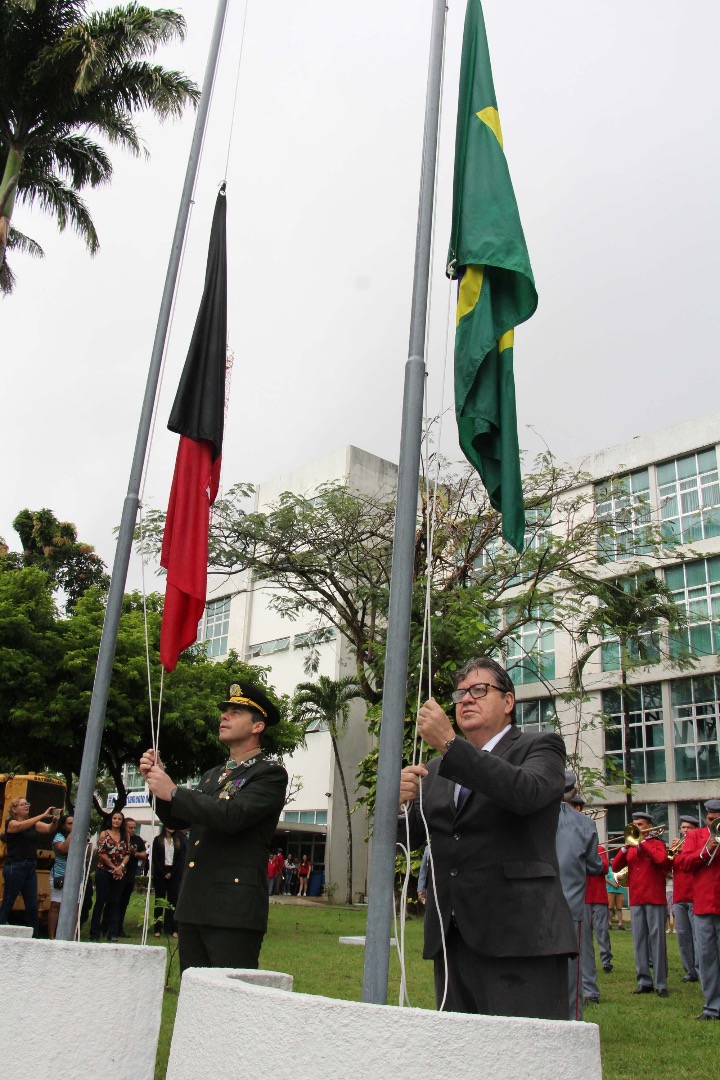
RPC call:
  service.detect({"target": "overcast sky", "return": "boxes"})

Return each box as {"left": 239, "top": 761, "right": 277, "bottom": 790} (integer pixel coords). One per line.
{"left": 3, "top": 0, "right": 719, "bottom": 590}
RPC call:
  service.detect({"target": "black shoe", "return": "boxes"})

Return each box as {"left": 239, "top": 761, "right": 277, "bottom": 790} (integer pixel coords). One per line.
{"left": 583, "top": 996, "right": 600, "bottom": 1005}
{"left": 118, "top": 931, "right": 129, "bottom": 939}
{"left": 602, "top": 964, "right": 613, "bottom": 973}
{"left": 695, "top": 1013, "right": 719, "bottom": 1021}
{"left": 682, "top": 974, "right": 699, "bottom": 983}
{"left": 108, "top": 936, "right": 118, "bottom": 943}
{"left": 656, "top": 989, "right": 668, "bottom": 998}
{"left": 631, "top": 986, "right": 654, "bottom": 994}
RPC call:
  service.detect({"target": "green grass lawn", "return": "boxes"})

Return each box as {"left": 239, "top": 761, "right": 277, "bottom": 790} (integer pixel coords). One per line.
{"left": 115, "top": 897, "right": 719, "bottom": 1080}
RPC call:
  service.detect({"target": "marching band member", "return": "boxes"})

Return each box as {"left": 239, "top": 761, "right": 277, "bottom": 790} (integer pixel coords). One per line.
{"left": 675, "top": 799, "right": 720, "bottom": 1020}
{"left": 669, "top": 815, "right": 700, "bottom": 983}
{"left": 612, "top": 811, "right": 670, "bottom": 997}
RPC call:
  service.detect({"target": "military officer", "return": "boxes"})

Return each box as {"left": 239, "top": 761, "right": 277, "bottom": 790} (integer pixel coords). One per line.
{"left": 140, "top": 682, "right": 288, "bottom": 973}
{"left": 674, "top": 799, "right": 720, "bottom": 1020}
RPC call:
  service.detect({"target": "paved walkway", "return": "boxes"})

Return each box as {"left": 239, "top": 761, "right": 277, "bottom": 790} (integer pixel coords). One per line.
{"left": 269, "top": 894, "right": 324, "bottom": 906}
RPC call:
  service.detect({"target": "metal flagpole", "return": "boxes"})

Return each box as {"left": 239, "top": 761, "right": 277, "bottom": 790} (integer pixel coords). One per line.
{"left": 361, "top": 0, "right": 448, "bottom": 1004}
{"left": 56, "top": 0, "right": 231, "bottom": 940}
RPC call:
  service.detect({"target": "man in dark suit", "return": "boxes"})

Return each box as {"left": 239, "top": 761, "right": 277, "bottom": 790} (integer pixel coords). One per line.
{"left": 140, "top": 682, "right": 288, "bottom": 973}
{"left": 399, "top": 657, "right": 576, "bottom": 1019}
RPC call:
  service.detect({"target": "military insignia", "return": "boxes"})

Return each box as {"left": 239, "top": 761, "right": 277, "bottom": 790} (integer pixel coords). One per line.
{"left": 228, "top": 683, "right": 242, "bottom": 697}
{"left": 230, "top": 778, "right": 247, "bottom": 792}
{"left": 243, "top": 757, "right": 258, "bottom": 768}
{"left": 219, "top": 791, "right": 230, "bottom": 800}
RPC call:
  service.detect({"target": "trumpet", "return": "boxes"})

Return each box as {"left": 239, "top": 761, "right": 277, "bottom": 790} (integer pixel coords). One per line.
{"left": 701, "top": 818, "right": 720, "bottom": 865}
{"left": 667, "top": 837, "right": 685, "bottom": 861}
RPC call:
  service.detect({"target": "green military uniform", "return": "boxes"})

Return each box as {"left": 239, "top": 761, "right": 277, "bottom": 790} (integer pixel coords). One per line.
{"left": 157, "top": 754, "right": 287, "bottom": 970}
{"left": 154, "top": 681, "right": 288, "bottom": 971}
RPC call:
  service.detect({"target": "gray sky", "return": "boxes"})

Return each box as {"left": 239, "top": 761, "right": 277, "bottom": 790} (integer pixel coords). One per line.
{"left": 2, "top": 0, "right": 719, "bottom": 589}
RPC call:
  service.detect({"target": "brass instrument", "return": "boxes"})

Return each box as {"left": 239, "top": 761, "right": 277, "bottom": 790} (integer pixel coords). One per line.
{"left": 700, "top": 818, "right": 720, "bottom": 865}
{"left": 582, "top": 806, "right": 607, "bottom": 820}
{"left": 667, "top": 836, "right": 685, "bottom": 861}
{"left": 605, "top": 822, "right": 666, "bottom": 852}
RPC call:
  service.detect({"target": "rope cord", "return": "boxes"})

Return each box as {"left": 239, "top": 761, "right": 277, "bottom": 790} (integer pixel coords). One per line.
{"left": 223, "top": 0, "right": 251, "bottom": 184}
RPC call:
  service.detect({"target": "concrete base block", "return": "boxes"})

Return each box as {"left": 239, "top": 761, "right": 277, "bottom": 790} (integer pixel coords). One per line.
{"left": 167, "top": 967, "right": 602, "bottom": 1080}
{"left": 0, "top": 938, "right": 166, "bottom": 1080}
{"left": 0, "top": 925, "right": 33, "bottom": 939}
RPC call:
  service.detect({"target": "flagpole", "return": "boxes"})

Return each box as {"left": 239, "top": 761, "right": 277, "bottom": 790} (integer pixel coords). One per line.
{"left": 361, "top": 0, "right": 448, "bottom": 1004}
{"left": 56, "top": 0, "right": 231, "bottom": 941}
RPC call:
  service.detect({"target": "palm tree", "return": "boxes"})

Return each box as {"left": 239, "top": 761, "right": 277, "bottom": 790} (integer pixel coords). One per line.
{"left": 0, "top": 0, "right": 199, "bottom": 292}
{"left": 570, "top": 573, "right": 688, "bottom": 820}
{"left": 293, "top": 675, "right": 364, "bottom": 905}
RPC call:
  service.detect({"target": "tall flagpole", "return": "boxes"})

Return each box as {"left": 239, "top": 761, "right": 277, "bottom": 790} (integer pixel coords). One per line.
{"left": 361, "top": 0, "right": 448, "bottom": 1004}
{"left": 57, "top": 0, "right": 231, "bottom": 941}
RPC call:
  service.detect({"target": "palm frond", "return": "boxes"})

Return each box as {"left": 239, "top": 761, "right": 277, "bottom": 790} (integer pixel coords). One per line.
{"left": 0, "top": 254, "right": 16, "bottom": 295}
{"left": 17, "top": 173, "right": 98, "bottom": 252}
{"left": 20, "top": 134, "right": 113, "bottom": 190}
{"left": 7, "top": 225, "right": 44, "bottom": 258}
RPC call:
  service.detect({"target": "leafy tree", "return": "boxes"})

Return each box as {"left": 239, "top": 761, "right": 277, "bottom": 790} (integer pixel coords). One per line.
{"left": 293, "top": 675, "right": 364, "bottom": 905}
{"left": 570, "top": 573, "right": 692, "bottom": 820}
{"left": 0, "top": 562, "right": 65, "bottom": 770}
{"left": 0, "top": 0, "right": 199, "bottom": 291}
{"left": 6, "top": 507, "right": 109, "bottom": 609}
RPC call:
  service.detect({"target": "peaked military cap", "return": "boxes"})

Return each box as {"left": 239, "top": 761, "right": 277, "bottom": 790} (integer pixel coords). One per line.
{"left": 217, "top": 682, "right": 281, "bottom": 726}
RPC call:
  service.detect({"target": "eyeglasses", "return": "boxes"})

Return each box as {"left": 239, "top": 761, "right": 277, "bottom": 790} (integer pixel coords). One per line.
{"left": 450, "top": 682, "right": 506, "bottom": 704}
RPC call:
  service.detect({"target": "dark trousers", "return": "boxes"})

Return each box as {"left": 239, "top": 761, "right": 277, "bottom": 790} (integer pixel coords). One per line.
{"left": 433, "top": 921, "right": 569, "bottom": 1020}
{"left": 154, "top": 875, "right": 181, "bottom": 933}
{"left": 178, "top": 922, "right": 265, "bottom": 974}
{"left": 90, "top": 868, "right": 123, "bottom": 939}
{"left": 118, "top": 875, "right": 137, "bottom": 933}
{"left": 0, "top": 861, "right": 39, "bottom": 937}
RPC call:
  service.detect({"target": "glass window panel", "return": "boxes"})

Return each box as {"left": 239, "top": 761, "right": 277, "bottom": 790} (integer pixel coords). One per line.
{"left": 703, "top": 513, "right": 720, "bottom": 539}
{"left": 698, "top": 745, "right": 720, "bottom": 779}
{"left": 601, "top": 641, "right": 620, "bottom": 671}
{"left": 657, "top": 461, "right": 676, "bottom": 485}
{"left": 674, "top": 748, "right": 697, "bottom": 782}
{"left": 698, "top": 448, "right": 718, "bottom": 473}
{"left": 671, "top": 679, "right": 693, "bottom": 706}
{"left": 298, "top": 811, "right": 316, "bottom": 823}
{"left": 689, "top": 623, "right": 712, "bottom": 656}
{"left": 284, "top": 811, "right": 299, "bottom": 822}
{"left": 645, "top": 751, "right": 667, "bottom": 783}
{"left": 643, "top": 683, "right": 663, "bottom": 709}
{"left": 708, "top": 558, "right": 720, "bottom": 583}
{"left": 677, "top": 454, "right": 699, "bottom": 481}
{"left": 665, "top": 565, "right": 685, "bottom": 590}
{"left": 315, "top": 811, "right": 328, "bottom": 825}
{"left": 631, "top": 469, "right": 650, "bottom": 494}
{"left": 681, "top": 490, "right": 701, "bottom": 515}
{"left": 605, "top": 724, "right": 623, "bottom": 752}
{"left": 646, "top": 723, "right": 665, "bottom": 748}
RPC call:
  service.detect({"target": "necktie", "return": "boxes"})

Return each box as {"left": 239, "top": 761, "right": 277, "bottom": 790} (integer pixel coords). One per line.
{"left": 456, "top": 785, "right": 471, "bottom": 810}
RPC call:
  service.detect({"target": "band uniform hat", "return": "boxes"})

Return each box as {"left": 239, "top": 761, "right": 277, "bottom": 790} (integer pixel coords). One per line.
{"left": 632, "top": 811, "right": 653, "bottom": 823}
{"left": 570, "top": 794, "right": 585, "bottom": 808}
{"left": 217, "top": 682, "right": 281, "bottom": 726}
{"left": 704, "top": 799, "right": 720, "bottom": 813}
{"left": 679, "top": 815, "right": 700, "bottom": 826}
{"left": 564, "top": 770, "right": 577, "bottom": 793}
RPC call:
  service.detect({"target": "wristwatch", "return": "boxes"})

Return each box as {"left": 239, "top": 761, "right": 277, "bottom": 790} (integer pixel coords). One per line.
{"left": 444, "top": 737, "right": 456, "bottom": 755}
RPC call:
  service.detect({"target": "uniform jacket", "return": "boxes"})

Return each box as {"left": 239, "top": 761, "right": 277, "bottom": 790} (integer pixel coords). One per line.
{"left": 674, "top": 826, "right": 720, "bottom": 915}
{"left": 556, "top": 803, "right": 604, "bottom": 920}
{"left": 585, "top": 844, "right": 609, "bottom": 905}
{"left": 612, "top": 838, "right": 668, "bottom": 905}
{"left": 402, "top": 727, "right": 577, "bottom": 960}
{"left": 156, "top": 754, "right": 288, "bottom": 931}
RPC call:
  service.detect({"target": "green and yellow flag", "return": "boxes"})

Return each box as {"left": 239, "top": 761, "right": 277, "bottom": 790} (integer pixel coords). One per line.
{"left": 447, "top": 0, "right": 537, "bottom": 552}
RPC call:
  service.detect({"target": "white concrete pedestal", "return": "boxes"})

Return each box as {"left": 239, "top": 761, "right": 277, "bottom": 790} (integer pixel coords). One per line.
{"left": 0, "top": 925, "right": 33, "bottom": 939}
{"left": 167, "top": 968, "right": 602, "bottom": 1080}
{"left": 0, "top": 938, "right": 166, "bottom": 1080}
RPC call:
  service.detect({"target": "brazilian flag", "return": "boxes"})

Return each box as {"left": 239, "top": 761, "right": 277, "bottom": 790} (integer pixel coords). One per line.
{"left": 447, "top": 0, "right": 537, "bottom": 553}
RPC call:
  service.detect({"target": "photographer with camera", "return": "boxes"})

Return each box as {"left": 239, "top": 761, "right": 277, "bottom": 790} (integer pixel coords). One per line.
{"left": 0, "top": 799, "right": 61, "bottom": 937}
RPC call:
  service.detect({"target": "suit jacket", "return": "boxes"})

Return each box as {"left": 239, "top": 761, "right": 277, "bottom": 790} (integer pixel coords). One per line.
{"left": 151, "top": 832, "right": 187, "bottom": 887}
{"left": 555, "top": 802, "right": 604, "bottom": 920}
{"left": 403, "top": 727, "right": 577, "bottom": 960}
{"left": 156, "top": 754, "right": 288, "bottom": 931}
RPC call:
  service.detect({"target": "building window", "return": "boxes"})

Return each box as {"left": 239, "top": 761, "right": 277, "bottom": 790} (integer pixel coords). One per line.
{"left": 516, "top": 699, "right": 557, "bottom": 733}
{"left": 199, "top": 596, "right": 230, "bottom": 658}
{"left": 603, "top": 683, "right": 666, "bottom": 784}
{"left": 122, "top": 764, "right": 145, "bottom": 792}
{"left": 671, "top": 675, "right": 720, "bottom": 781}
{"left": 658, "top": 448, "right": 720, "bottom": 545}
{"left": 506, "top": 603, "right": 555, "bottom": 686}
{"left": 304, "top": 717, "right": 329, "bottom": 733}
{"left": 247, "top": 636, "right": 291, "bottom": 658}
{"left": 665, "top": 557, "right": 720, "bottom": 660}
{"left": 595, "top": 469, "right": 653, "bottom": 562}
{"left": 294, "top": 627, "right": 336, "bottom": 649}
{"left": 283, "top": 809, "right": 327, "bottom": 825}
{"left": 606, "top": 801, "right": 669, "bottom": 836}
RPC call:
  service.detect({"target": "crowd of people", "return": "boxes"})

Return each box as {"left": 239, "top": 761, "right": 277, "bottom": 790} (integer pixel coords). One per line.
{"left": 266, "top": 850, "right": 313, "bottom": 895}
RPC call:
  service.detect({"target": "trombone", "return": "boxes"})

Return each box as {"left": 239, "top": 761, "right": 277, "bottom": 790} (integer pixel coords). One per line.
{"left": 605, "top": 823, "right": 667, "bottom": 852}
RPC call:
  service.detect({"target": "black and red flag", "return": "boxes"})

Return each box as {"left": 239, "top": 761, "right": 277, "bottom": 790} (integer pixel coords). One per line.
{"left": 160, "top": 187, "right": 228, "bottom": 672}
